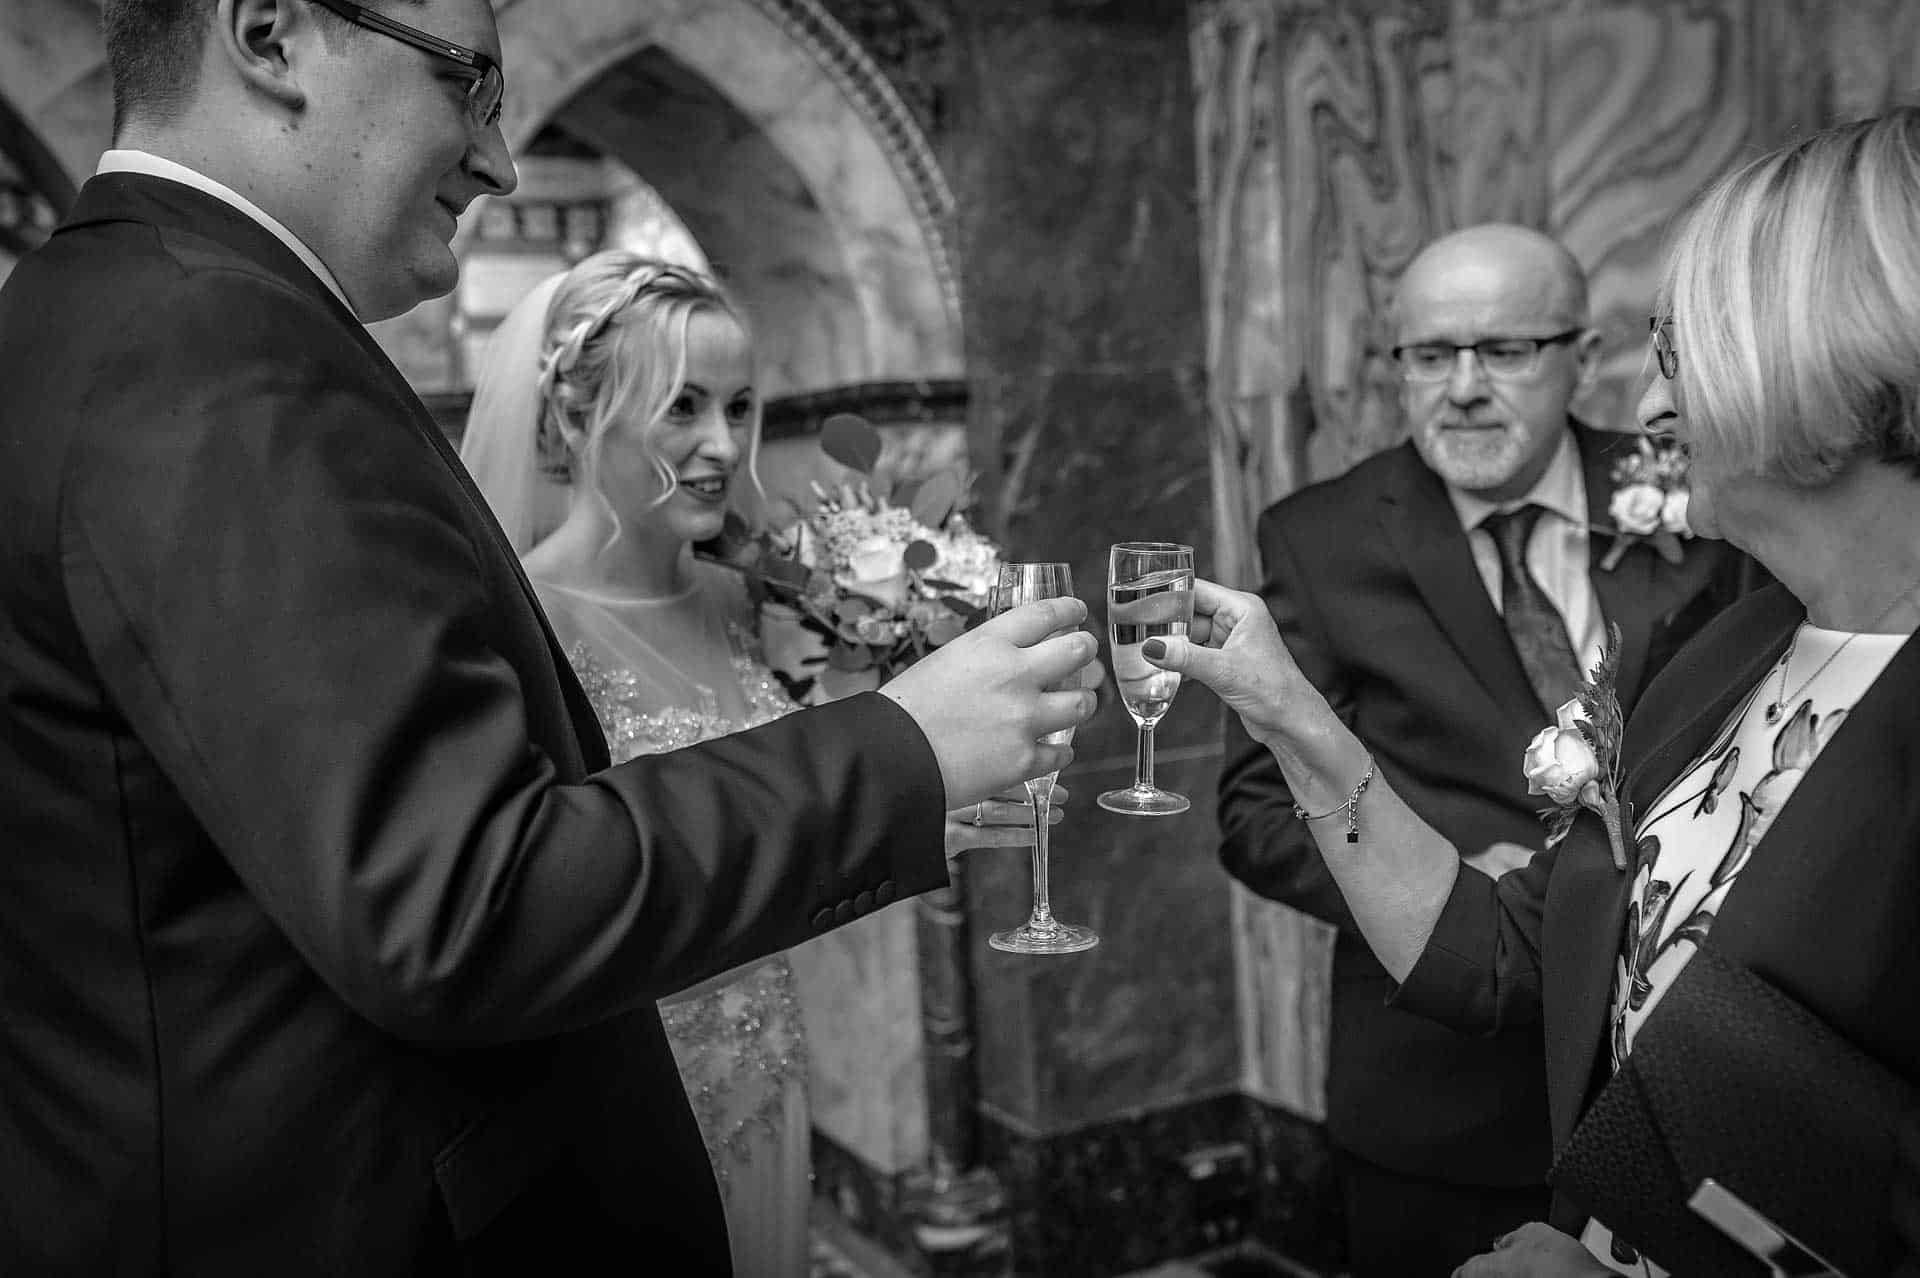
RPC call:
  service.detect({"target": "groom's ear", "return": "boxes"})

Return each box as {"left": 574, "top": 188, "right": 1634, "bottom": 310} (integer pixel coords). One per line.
{"left": 215, "top": 0, "right": 311, "bottom": 112}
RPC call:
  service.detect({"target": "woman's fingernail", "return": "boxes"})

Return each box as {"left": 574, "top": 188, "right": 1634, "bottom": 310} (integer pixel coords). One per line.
{"left": 1142, "top": 638, "right": 1165, "bottom": 660}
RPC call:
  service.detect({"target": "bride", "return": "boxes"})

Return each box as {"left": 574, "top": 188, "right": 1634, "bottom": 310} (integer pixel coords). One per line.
{"left": 459, "top": 251, "right": 1046, "bottom": 1274}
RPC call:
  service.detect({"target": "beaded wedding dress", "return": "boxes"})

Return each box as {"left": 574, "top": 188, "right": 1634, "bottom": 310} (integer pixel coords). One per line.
{"left": 534, "top": 559, "right": 811, "bottom": 1276}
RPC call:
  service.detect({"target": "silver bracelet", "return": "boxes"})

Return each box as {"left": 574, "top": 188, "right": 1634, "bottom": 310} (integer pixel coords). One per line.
{"left": 1291, "top": 754, "right": 1375, "bottom": 844}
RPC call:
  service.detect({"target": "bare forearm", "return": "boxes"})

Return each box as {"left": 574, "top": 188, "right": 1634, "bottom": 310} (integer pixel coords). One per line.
{"left": 1259, "top": 719, "right": 1462, "bottom": 982}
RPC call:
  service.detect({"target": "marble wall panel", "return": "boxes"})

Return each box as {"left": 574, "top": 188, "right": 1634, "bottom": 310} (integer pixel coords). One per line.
{"left": 946, "top": 12, "right": 1206, "bottom": 379}
{"left": 790, "top": 901, "right": 932, "bottom": 1177}
{"left": 973, "top": 365, "right": 1215, "bottom": 765}
{"left": 970, "top": 747, "right": 1238, "bottom": 1134}
{"left": 978, "top": 1091, "right": 1339, "bottom": 1278}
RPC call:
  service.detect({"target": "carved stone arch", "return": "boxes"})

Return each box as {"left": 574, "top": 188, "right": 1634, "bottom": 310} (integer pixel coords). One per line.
{"left": 494, "top": 0, "right": 963, "bottom": 393}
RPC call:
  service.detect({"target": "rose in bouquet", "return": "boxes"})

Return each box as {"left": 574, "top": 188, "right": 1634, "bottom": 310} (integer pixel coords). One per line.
{"left": 702, "top": 413, "right": 999, "bottom": 701}
{"left": 1600, "top": 435, "right": 1691, "bottom": 571}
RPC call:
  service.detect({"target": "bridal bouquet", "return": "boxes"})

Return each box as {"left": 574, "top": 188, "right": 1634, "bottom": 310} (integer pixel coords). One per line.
{"left": 1600, "top": 436, "right": 1691, "bottom": 571}
{"left": 704, "top": 414, "right": 999, "bottom": 700}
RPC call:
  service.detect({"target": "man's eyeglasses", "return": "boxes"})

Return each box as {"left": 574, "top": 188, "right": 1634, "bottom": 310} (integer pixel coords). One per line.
{"left": 1390, "top": 329, "right": 1583, "bottom": 383}
{"left": 1649, "top": 316, "right": 1677, "bottom": 380}
{"left": 306, "top": 0, "right": 504, "bottom": 130}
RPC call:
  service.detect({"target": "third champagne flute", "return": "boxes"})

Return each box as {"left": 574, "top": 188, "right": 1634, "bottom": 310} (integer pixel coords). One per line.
{"left": 1098, "top": 542, "right": 1195, "bottom": 816}
{"left": 987, "top": 562, "right": 1098, "bottom": 955}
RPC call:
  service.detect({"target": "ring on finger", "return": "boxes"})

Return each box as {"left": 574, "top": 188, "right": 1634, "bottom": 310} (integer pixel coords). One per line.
{"left": 972, "top": 802, "right": 986, "bottom": 827}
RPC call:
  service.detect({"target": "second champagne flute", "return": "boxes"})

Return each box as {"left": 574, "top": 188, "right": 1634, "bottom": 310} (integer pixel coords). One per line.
{"left": 987, "top": 562, "right": 1098, "bottom": 955}
{"left": 1098, "top": 542, "right": 1195, "bottom": 815}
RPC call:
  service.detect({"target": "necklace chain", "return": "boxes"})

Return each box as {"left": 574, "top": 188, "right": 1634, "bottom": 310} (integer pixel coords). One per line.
{"left": 1765, "top": 580, "right": 1920, "bottom": 724}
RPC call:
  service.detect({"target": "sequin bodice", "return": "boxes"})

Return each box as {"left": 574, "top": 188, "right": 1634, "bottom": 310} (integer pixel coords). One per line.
{"left": 569, "top": 640, "right": 807, "bottom": 1188}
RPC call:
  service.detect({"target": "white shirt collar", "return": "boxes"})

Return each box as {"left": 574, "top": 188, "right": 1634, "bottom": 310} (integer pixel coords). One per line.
{"left": 95, "top": 149, "right": 357, "bottom": 318}
{"left": 1446, "top": 427, "right": 1587, "bottom": 533}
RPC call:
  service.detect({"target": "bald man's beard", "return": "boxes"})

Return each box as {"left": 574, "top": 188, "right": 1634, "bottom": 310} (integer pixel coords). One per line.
{"left": 1412, "top": 419, "right": 1539, "bottom": 497}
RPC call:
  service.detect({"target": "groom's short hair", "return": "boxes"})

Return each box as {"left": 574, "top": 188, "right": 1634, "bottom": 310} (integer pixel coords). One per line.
{"left": 101, "top": 0, "right": 421, "bottom": 136}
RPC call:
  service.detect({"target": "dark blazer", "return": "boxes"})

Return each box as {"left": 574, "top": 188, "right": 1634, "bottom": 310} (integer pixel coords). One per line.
{"left": 1218, "top": 424, "right": 1759, "bottom": 1186}
{"left": 1396, "top": 582, "right": 1920, "bottom": 1251}
{"left": 0, "top": 173, "right": 949, "bottom": 1275}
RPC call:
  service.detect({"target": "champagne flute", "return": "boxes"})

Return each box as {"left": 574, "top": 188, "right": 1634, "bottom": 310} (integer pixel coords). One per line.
{"left": 987, "top": 562, "right": 1098, "bottom": 956}
{"left": 1098, "top": 542, "right": 1195, "bottom": 816}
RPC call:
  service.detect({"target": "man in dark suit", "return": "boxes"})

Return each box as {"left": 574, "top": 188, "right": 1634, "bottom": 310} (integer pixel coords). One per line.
{"left": 1216, "top": 224, "right": 1759, "bottom": 1275}
{"left": 0, "top": 1, "right": 1096, "bottom": 1273}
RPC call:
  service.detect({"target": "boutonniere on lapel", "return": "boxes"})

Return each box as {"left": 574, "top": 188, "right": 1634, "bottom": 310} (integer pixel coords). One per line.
{"left": 1522, "top": 623, "right": 1636, "bottom": 870}
{"left": 1599, "top": 436, "right": 1691, "bottom": 571}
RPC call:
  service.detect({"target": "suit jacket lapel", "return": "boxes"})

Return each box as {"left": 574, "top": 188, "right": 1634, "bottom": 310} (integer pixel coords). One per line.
{"left": 1544, "top": 591, "right": 1800, "bottom": 1150}
{"left": 1576, "top": 425, "right": 1657, "bottom": 706}
{"left": 1542, "top": 816, "right": 1636, "bottom": 1151}
{"left": 66, "top": 174, "right": 612, "bottom": 774}
{"left": 1623, "top": 591, "right": 1802, "bottom": 816}
{"left": 1380, "top": 444, "right": 1546, "bottom": 726}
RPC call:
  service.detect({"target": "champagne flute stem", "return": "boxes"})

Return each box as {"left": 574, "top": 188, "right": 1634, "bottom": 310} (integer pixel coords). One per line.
{"left": 1027, "top": 778, "right": 1055, "bottom": 930}
{"left": 1134, "top": 722, "right": 1156, "bottom": 793}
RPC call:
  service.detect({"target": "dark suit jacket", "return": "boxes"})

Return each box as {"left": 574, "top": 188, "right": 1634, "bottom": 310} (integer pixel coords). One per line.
{"left": 1217, "top": 424, "right": 1759, "bottom": 1186}
{"left": 1396, "top": 582, "right": 1920, "bottom": 1253}
{"left": 0, "top": 173, "right": 950, "bottom": 1275}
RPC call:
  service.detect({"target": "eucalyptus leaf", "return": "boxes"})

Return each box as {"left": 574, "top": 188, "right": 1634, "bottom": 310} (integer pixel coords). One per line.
{"left": 924, "top": 614, "right": 963, "bottom": 647}
{"left": 821, "top": 414, "right": 883, "bottom": 475}
{"left": 762, "top": 556, "right": 811, "bottom": 587}
{"left": 909, "top": 469, "right": 962, "bottom": 528}
{"left": 828, "top": 640, "right": 872, "bottom": 672}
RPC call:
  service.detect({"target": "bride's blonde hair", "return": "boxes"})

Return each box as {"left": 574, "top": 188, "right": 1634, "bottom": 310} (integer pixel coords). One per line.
{"left": 460, "top": 252, "right": 764, "bottom": 555}
{"left": 537, "top": 254, "right": 765, "bottom": 535}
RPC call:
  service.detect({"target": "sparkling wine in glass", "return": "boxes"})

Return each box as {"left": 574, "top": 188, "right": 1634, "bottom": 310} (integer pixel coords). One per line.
{"left": 1098, "top": 542, "right": 1195, "bottom": 816}
{"left": 987, "top": 562, "right": 1098, "bottom": 956}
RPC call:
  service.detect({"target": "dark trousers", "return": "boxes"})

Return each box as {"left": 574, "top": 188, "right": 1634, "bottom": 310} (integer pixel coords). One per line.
{"left": 1332, "top": 1145, "right": 1551, "bottom": 1278}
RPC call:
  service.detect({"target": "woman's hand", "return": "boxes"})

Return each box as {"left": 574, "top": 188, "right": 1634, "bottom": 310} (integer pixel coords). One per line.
{"left": 1452, "top": 1223, "right": 1612, "bottom": 1277}
{"left": 1141, "top": 578, "right": 1334, "bottom": 750}
{"left": 944, "top": 785, "right": 1068, "bottom": 862}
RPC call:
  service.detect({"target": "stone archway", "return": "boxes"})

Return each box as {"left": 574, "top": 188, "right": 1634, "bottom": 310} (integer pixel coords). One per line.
{"left": 494, "top": 0, "right": 962, "bottom": 390}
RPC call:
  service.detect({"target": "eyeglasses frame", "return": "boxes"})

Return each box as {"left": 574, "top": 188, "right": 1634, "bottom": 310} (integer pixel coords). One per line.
{"left": 1389, "top": 327, "right": 1586, "bottom": 383}
{"left": 1648, "top": 316, "right": 1678, "bottom": 380}
{"left": 304, "top": 0, "right": 504, "bottom": 129}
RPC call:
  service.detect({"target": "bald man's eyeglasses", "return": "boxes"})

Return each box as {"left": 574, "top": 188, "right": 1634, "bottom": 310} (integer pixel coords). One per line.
{"left": 305, "top": 0, "right": 505, "bottom": 130}
{"left": 1391, "top": 329, "right": 1583, "bottom": 383}
{"left": 1649, "top": 317, "right": 1678, "bottom": 380}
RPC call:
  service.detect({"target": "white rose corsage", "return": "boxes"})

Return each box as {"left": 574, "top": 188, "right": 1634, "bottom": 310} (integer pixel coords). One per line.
{"left": 1599, "top": 436, "right": 1692, "bottom": 571}
{"left": 1523, "top": 623, "right": 1635, "bottom": 871}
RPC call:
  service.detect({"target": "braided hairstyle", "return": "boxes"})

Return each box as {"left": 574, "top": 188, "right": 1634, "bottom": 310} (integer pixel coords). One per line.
{"left": 533, "top": 252, "right": 762, "bottom": 536}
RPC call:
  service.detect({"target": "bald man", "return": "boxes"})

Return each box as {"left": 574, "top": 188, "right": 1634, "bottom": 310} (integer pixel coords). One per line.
{"left": 1216, "top": 225, "right": 1763, "bottom": 1274}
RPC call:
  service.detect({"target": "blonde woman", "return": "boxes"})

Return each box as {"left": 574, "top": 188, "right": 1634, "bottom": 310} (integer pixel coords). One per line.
{"left": 461, "top": 252, "right": 1049, "bottom": 1274}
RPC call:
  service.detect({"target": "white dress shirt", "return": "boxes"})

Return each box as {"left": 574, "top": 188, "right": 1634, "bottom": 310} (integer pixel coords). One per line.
{"left": 95, "top": 149, "right": 355, "bottom": 317}
{"left": 1446, "top": 429, "right": 1607, "bottom": 678}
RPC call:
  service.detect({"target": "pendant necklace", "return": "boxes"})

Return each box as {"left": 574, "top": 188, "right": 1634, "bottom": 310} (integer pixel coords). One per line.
{"left": 1764, "top": 578, "right": 1920, "bottom": 724}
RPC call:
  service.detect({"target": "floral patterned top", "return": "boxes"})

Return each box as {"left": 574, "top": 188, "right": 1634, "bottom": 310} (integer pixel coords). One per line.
{"left": 1584, "top": 622, "right": 1908, "bottom": 1276}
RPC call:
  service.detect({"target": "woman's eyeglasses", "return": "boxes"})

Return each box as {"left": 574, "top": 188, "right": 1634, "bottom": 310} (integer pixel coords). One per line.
{"left": 1649, "top": 316, "right": 1678, "bottom": 380}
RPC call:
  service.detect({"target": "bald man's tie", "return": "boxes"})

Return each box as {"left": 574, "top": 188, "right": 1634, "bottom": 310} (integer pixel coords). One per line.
{"left": 1482, "top": 504, "right": 1584, "bottom": 712}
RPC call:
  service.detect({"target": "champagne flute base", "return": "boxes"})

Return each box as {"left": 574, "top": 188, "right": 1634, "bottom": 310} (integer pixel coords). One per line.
{"left": 988, "top": 921, "right": 1098, "bottom": 955}
{"left": 1097, "top": 785, "right": 1191, "bottom": 816}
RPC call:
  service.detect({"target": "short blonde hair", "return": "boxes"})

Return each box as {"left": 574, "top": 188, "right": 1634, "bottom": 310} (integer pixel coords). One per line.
{"left": 537, "top": 252, "right": 764, "bottom": 536}
{"left": 1660, "top": 106, "right": 1920, "bottom": 486}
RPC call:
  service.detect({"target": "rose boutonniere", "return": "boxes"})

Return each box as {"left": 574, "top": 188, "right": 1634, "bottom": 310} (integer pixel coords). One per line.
{"left": 1599, "top": 436, "right": 1691, "bottom": 571}
{"left": 1523, "top": 622, "right": 1635, "bottom": 870}
{"left": 699, "top": 413, "right": 999, "bottom": 701}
